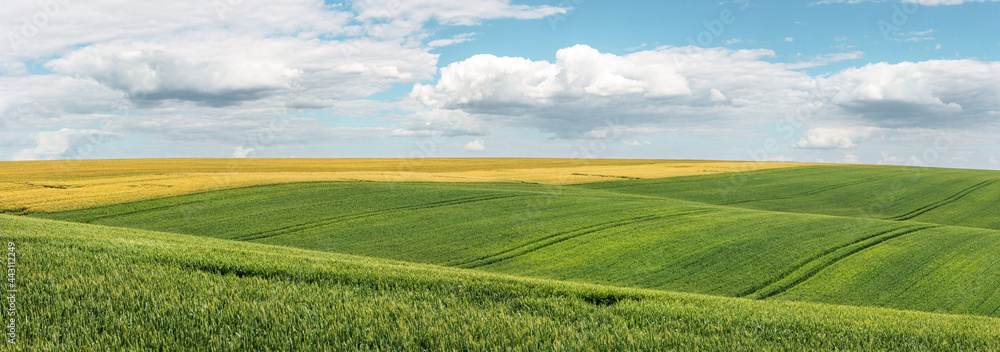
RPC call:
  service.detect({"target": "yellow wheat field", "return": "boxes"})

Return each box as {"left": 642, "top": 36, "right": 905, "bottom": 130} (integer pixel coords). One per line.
{"left": 0, "top": 158, "right": 812, "bottom": 213}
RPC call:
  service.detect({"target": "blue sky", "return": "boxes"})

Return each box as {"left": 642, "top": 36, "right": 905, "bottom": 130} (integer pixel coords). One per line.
{"left": 434, "top": 1, "right": 998, "bottom": 67}
{"left": 1, "top": 0, "right": 998, "bottom": 169}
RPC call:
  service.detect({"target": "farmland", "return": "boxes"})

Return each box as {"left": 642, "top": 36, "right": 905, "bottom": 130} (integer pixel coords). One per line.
{"left": 5, "top": 214, "right": 1000, "bottom": 351}
{"left": 38, "top": 164, "right": 1000, "bottom": 319}
{"left": 584, "top": 164, "right": 1000, "bottom": 230}
{"left": 0, "top": 158, "right": 802, "bottom": 213}
{"left": 5, "top": 158, "right": 1000, "bottom": 350}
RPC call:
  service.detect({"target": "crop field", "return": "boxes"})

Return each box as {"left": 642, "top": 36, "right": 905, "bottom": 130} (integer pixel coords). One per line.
{"left": 5, "top": 214, "right": 1000, "bottom": 351}
{"left": 0, "top": 158, "right": 802, "bottom": 213}
{"left": 38, "top": 176, "right": 1000, "bottom": 319}
{"left": 5, "top": 158, "right": 1000, "bottom": 350}
{"left": 583, "top": 164, "right": 1000, "bottom": 230}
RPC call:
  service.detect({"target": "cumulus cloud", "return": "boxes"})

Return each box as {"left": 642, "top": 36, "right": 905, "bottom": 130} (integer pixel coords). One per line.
{"left": 464, "top": 139, "right": 486, "bottom": 151}
{"left": 1, "top": 0, "right": 572, "bottom": 160}
{"left": 0, "top": 75, "right": 123, "bottom": 131}
{"left": 407, "top": 44, "right": 999, "bottom": 140}
{"left": 819, "top": 60, "right": 1000, "bottom": 127}
{"left": 411, "top": 44, "right": 814, "bottom": 137}
{"left": 47, "top": 41, "right": 303, "bottom": 106}
{"left": 12, "top": 128, "right": 119, "bottom": 161}
{"left": 45, "top": 37, "right": 438, "bottom": 108}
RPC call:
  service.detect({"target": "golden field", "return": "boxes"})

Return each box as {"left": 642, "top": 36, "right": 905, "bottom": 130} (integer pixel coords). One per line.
{"left": 0, "top": 158, "right": 810, "bottom": 213}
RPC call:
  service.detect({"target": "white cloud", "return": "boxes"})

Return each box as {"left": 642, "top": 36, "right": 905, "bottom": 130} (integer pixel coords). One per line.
{"left": 0, "top": 0, "right": 354, "bottom": 64}
{"left": 464, "top": 139, "right": 485, "bottom": 151}
{"left": 401, "top": 109, "right": 488, "bottom": 137}
{"left": 990, "top": 156, "right": 998, "bottom": 164}
{"left": 1, "top": 0, "right": 570, "bottom": 154}
{"left": 411, "top": 44, "right": 814, "bottom": 137}
{"left": 819, "top": 60, "right": 1000, "bottom": 127}
{"left": 12, "top": 128, "right": 119, "bottom": 161}
{"left": 2, "top": 0, "right": 997, "bottom": 168}
{"left": 46, "top": 37, "right": 437, "bottom": 107}
{"left": 623, "top": 140, "right": 651, "bottom": 146}
{"left": 352, "top": 0, "right": 567, "bottom": 37}
{"left": 894, "top": 29, "right": 936, "bottom": 42}
{"left": 784, "top": 51, "right": 864, "bottom": 69}
{"left": 709, "top": 88, "right": 728, "bottom": 102}
{"left": 842, "top": 153, "right": 861, "bottom": 163}
{"left": 785, "top": 37, "right": 795, "bottom": 42}
{"left": 878, "top": 152, "right": 923, "bottom": 166}
{"left": 793, "top": 127, "right": 883, "bottom": 149}
{"left": 428, "top": 33, "right": 477, "bottom": 47}
{"left": 0, "top": 75, "right": 123, "bottom": 131}
{"left": 48, "top": 41, "right": 303, "bottom": 106}
{"left": 232, "top": 146, "right": 255, "bottom": 158}
{"left": 408, "top": 45, "right": 1000, "bottom": 141}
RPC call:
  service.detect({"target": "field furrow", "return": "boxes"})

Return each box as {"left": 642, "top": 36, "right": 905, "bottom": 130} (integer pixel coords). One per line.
{"left": 66, "top": 197, "right": 216, "bottom": 223}
{"left": 451, "top": 209, "right": 712, "bottom": 269}
{"left": 720, "top": 174, "right": 898, "bottom": 205}
{"left": 239, "top": 194, "right": 523, "bottom": 241}
{"left": 746, "top": 225, "right": 938, "bottom": 300}
{"left": 885, "top": 180, "right": 998, "bottom": 221}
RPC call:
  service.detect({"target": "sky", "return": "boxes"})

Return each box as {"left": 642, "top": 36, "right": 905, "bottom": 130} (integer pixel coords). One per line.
{"left": 1, "top": 0, "right": 998, "bottom": 169}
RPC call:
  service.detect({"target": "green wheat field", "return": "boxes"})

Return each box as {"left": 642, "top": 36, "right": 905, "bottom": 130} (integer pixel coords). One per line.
{"left": 4, "top": 159, "right": 1000, "bottom": 351}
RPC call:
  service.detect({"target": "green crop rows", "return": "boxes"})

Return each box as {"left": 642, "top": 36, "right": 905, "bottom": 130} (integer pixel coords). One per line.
{"left": 5, "top": 214, "right": 1000, "bottom": 351}
{"left": 11, "top": 163, "right": 1000, "bottom": 350}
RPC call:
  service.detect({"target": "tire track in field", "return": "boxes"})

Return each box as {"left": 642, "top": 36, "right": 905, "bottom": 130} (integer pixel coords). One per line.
{"left": 884, "top": 180, "right": 998, "bottom": 222}
{"left": 720, "top": 175, "right": 897, "bottom": 206}
{"left": 743, "top": 224, "right": 938, "bottom": 300}
{"left": 238, "top": 194, "right": 523, "bottom": 241}
{"left": 60, "top": 197, "right": 213, "bottom": 222}
{"left": 450, "top": 208, "right": 714, "bottom": 269}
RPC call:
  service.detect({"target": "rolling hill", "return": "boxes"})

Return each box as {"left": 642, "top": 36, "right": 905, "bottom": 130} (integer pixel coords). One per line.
{"left": 584, "top": 164, "right": 1000, "bottom": 230}
{"left": 7, "top": 158, "right": 1000, "bottom": 350}
{"left": 37, "top": 164, "right": 1000, "bottom": 318}
{"left": 4, "top": 214, "right": 1000, "bottom": 351}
